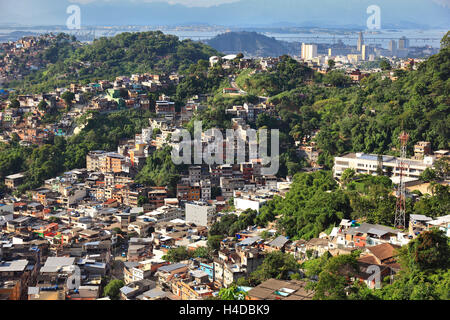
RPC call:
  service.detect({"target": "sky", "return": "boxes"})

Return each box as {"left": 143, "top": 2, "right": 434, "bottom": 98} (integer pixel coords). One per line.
{"left": 66, "top": 0, "right": 450, "bottom": 6}
{"left": 68, "top": 0, "right": 241, "bottom": 7}
{"left": 0, "top": 0, "right": 449, "bottom": 28}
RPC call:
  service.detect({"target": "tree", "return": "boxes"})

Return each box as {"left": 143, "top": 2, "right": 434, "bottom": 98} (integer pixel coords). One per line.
{"left": 61, "top": 91, "right": 75, "bottom": 109}
{"left": 250, "top": 251, "right": 300, "bottom": 284}
{"left": 420, "top": 168, "right": 437, "bottom": 183}
{"left": 313, "top": 254, "right": 359, "bottom": 300}
{"left": 440, "top": 31, "right": 450, "bottom": 49}
{"left": 323, "top": 70, "right": 351, "bottom": 88}
{"left": 9, "top": 99, "right": 20, "bottom": 108}
{"left": 380, "top": 59, "right": 392, "bottom": 71}
{"left": 433, "top": 157, "right": 449, "bottom": 181}
{"left": 377, "top": 230, "right": 450, "bottom": 300}
{"left": 341, "top": 168, "right": 356, "bottom": 187}
{"left": 398, "top": 229, "right": 450, "bottom": 272}
{"left": 193, "top": 247, "right": 211, "bottom": 259}
{"left": 103, "top": 279, "right": 124, "bottom": 300}
{"left": 327, "top": 59, "right": 335, "bottom": 70}
{"left": 207, "top": 235, "right": 224, "bottom": 252}
{"left": 163, "top": 246, "right": 191, "bottom": 262}
{"left": 218, "top": 285, "right": 247, "bottom": 300}
{"left": 38, "top": 100, "right": 48, "bottom": 111}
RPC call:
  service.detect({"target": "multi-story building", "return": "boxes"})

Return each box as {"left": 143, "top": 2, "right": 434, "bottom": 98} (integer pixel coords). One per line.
{"left": 155, "top": 100, "right": 175, "bottom": 116}
{"left": 334, "top": 152, "right": 435, "bottom": 180}
{"left": 86, "top": 151, "right": 107, "bottom": 172}
{"left": 185, "top": 202, "right": 216, "bottom": 227}
{"left": 188, "top": 166, "right": 202, "bottom": 185}
{"left": 413, "top": 141, "right": 432, "bottom": 160}
{"left": 5, "top": 173, "right": 25, "bottom": 189}
{"left": 148, "top": 187, "right": 168, "bottom": 210}
{"left": 301, "top": 43, "right": 318, "bottom": 60}
{"left": 200, "top": 180, "right": 211, "bottom": 201}
{"left": 100, "top": 153, "right": 126, "bottom": 173}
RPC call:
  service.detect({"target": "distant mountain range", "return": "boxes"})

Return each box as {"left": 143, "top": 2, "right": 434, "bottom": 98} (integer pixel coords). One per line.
{"left": 1, "top": 0, "right": 449, "bottom": 29}
{"left": 206, "top": 31, "right": 298, "bottom": 57}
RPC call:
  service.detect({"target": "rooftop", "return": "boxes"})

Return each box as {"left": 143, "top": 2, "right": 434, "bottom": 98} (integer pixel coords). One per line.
{"left": 0, "top": 259, "right": 28, "bottom": 272}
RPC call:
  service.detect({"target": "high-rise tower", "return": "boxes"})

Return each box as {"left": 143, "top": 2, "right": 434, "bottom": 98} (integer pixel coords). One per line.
{"left": 357, "top": 32, "right": 364, "bottom": 52}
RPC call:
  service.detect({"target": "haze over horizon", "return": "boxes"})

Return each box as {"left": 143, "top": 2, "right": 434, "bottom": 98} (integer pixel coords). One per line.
{"left": 1, "top": 0, "right": 449, "bottom": 29}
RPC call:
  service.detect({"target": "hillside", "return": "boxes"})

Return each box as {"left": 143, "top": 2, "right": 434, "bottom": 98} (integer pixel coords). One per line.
{"left": 207, "top": 31, "right": 297, "bottom": 57}
{"left": 10, "top": 31, "right": 220, "bottom": 93}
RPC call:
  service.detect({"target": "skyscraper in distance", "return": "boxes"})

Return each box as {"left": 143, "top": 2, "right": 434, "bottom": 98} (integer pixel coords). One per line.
{"left": 389, "top": 40, "right": 397, "bottom": 55}
{"left": 357, "top": 32, "right": 364, "bottom": 52}
{"left": 399, "top": 36, "right": 409, "bottom": 49}
{"left": 301, "top": 43, "right": 318, "bottom": 60}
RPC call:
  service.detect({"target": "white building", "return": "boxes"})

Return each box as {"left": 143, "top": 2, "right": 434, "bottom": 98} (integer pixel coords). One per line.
{"left": 301, "top": 43, "right": 318, "bottom": 60}
{"left": 145, "top": 206, "right": 184, "bottom": 223}
{"left": 334, "top": 152, "right": 435, "bottom": 181}
{"left": 234, "top": 197, "right": 266, "bottom": 213}
{"left": 185, "top": 202, "right": 216, "bottom": 227}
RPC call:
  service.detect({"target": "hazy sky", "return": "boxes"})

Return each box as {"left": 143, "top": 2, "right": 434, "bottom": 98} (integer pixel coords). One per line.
{"left": 68, "top": 0, "right": 241, "bottom": 7}
{"left": 66, "top": 0, "right": 450, "bottom": 7}
{"left": 0, "top": 0, "right": 449, "bottom": 27}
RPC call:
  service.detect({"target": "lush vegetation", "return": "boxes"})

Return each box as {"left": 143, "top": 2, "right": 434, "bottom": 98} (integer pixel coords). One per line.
{"left": 236, "top": 251, "right": 301, "bottom": 287}
{"left": 102, "top": 279, "right": 125, "bottom": 300}
{"left": 10, "top": 31, "right": 219, "bottom": 93}
{"left": 242, "top": 38, "right": 450, "bottom": 169}
{"left": 0, "top": 108, "right": 153, "bottom": 194}
{"left": 236, "top": 55, "right": 314, "bottom": 96}
{"left": 135, "top": 146, "right": 186, "bottom": 195}
{"left": 162, "top": 246, "right": 211, "bottom": 262}
{"left": 255, "top": 169, "right": 449, "bottom": 240}
{"left": 299, "top": 229, "right": 450, "bottom": 300}
{"left": 256, "top": 171, "right": 351, "bottom": 240}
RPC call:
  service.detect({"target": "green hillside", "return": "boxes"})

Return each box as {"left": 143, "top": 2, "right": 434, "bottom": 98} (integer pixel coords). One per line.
{"left": 10, "top": 31, "right": 219, "bottom": 93}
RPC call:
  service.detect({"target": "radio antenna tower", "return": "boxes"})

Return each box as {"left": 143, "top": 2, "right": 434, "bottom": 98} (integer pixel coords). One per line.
{"left": 394, "top": 131, "right": 409, "bottom": 229}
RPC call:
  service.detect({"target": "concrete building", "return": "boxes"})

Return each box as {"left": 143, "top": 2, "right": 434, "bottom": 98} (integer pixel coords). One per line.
{"left": 185, "top": 202, "right": 216, "bottom": 227}
{"left": 413, "top": 141, "right": 432, "bottom": 160}
{"left": 389, "top": 40, "right": 397, "bottom": 55}
{"left": 399, "top": 36, "right": 409, "bottom": 50}
{"left": 234, "top": 197, "right": 266, "bottom": 213}
{"left": 5, "top": 173, "right": 25, "bottom": 189}
{"left": 334, "top": 152, "right": 435, "bottom": 180}
{"left": 301, "top": 43, "right": 318, "bottom": 60}
{"left": 361, "top": 44, "right": 367, "bottom": 61}
{"left": 86, "top": 151, "right": 107, "bottom": 172}
{"left": 357, "top": 32, "right": 364, "bottom": 52}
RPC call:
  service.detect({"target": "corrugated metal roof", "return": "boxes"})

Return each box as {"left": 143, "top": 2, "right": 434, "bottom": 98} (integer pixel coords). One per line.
{"left": 269, "top": 235, "right": 289, "bottom": 248}
{"left": 158, "top": 263, "right": 187, "bottom": 273}
{"left": 0, "top": 259, "right": 28, "bottom": 272}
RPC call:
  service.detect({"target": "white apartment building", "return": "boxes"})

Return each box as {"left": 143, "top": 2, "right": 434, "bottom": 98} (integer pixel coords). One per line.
{"left": 185, "top": 202, "right": 216, "bottom": 227}
{"left": 301, "top": 43, "right": 318, "bottom": 60}
{"left": 334, "top": 152, "right": 435, "bottom": 180}
{"left": 145, "top": 206, "right": 184, "bottom": 223}
{"left": 234, "top": 197, "right": 267, "bottom": 213}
